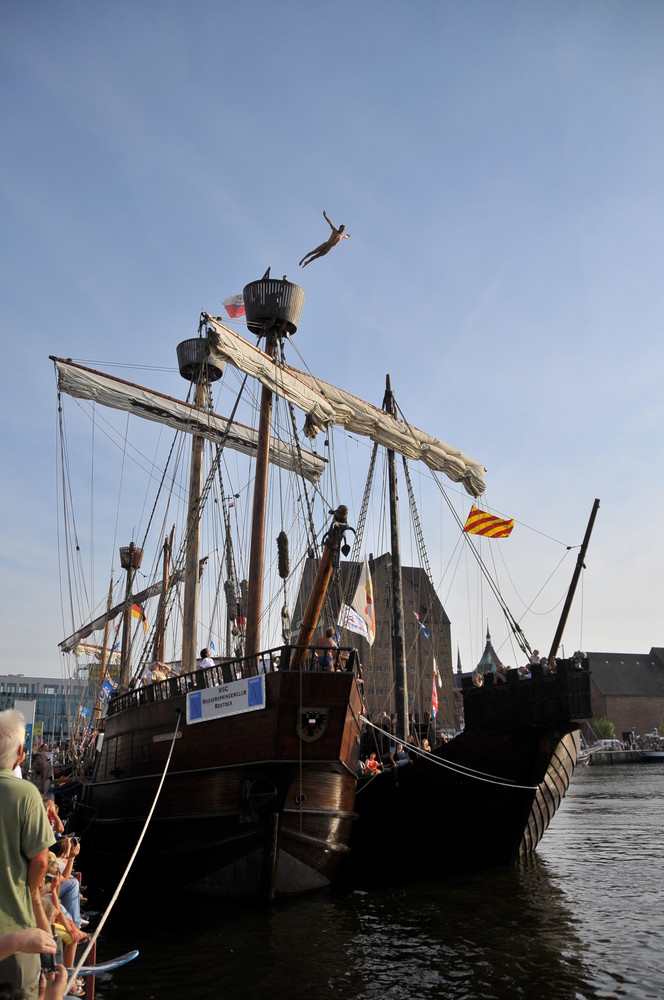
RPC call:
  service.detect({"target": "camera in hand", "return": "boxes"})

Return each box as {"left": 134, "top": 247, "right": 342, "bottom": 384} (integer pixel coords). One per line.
{"left": 40, "top": 951, "right": 55, "bottom": 974}
{"left": 40, "top": 927, "right": 57, "bottom": 975}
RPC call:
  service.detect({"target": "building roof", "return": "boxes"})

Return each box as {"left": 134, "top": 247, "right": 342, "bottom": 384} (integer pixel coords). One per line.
{"left": 476, "top": 626, "right": 504, "bottom": 673}
{"left": 588, "top": 649, "right": 664, "bottom": 697}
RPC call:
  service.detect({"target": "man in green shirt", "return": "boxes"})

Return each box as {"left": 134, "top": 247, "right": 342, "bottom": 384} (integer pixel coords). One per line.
{"left": 0, "top": 709, "right": 55, "bottom": 998}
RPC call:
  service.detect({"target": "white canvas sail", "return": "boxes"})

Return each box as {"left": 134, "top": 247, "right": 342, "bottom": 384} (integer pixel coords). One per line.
{"left": 53, "top": 359, "right": 326, "bottom": 484}
{"left": 204, "top": 316, "right": 486, "bottom": 497}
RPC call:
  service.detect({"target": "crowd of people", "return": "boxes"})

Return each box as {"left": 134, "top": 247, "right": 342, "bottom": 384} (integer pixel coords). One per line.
{"left": 358, "top": 709, "right": 450, "bottom": 779}
{"left": 0, "top": 709, "right": 91, "bottom": 1000}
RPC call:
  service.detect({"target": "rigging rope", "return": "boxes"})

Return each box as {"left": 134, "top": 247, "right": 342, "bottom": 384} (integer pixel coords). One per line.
{"left": 278, "top": 339, "right": 321, "bottom": 559}
{"left": 132, "top": 353, "right": 252, "bottom": 682}
{"left": 361, "top": 721, "right": 538, "bottom": 790}
{"left": 434, "top": 477, "right": 533, "bottom": 658}
{"left": 65, "top": 710, "right": 182, "bottom": 994}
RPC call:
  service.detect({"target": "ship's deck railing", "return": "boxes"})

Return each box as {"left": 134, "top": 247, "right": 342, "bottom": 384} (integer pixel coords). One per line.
{"left": 462, "top": 657, "right": 593, "bottom": 728}
{"left": 107, "top": 643, "right": 359, "bottom": 717}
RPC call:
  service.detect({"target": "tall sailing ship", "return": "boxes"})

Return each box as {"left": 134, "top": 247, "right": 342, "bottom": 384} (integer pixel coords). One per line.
{"left": 53, "top": 273, "right": 592, "bottom": 899}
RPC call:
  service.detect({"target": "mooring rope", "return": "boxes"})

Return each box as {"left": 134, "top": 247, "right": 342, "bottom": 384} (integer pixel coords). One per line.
{"left": 361, "top": 720, "right": 538, "bottom": 791}
{"left": 65, "top": 709, "right": 183, "bottom": 993}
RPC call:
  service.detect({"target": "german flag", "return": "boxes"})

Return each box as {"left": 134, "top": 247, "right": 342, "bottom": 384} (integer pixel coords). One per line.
{"left": 463, "top": 506, "right": 514, "bottom": 538}
{"left": 131, "top": 603, "right": 148, "bottom": 632}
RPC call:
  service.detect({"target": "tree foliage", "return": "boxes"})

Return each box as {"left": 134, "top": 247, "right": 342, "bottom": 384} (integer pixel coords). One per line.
{"left": 594, "top": 715, "right": 615, "bottom": 739}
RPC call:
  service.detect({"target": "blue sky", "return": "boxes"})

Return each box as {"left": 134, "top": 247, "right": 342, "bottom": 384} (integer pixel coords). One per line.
{"left": 1, "top": 1, "right": 663, "bottom": 678}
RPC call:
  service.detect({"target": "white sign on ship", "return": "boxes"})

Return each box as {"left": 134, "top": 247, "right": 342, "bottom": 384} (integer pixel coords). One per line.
{"left": 186, "top": 675, "right": 266, "bottom": 725}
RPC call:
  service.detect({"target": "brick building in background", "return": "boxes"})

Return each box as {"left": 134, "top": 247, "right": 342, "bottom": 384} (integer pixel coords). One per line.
{"left": 293, "top": 552, "right": 460, "bottom": 735}
{"left": 586, "top": 648, "right": 664, "bottom": 737}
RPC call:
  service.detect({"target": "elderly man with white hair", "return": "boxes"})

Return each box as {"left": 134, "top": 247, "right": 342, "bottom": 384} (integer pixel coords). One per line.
{"left": 0, "top": 708, "right": 55, "bottom": 998}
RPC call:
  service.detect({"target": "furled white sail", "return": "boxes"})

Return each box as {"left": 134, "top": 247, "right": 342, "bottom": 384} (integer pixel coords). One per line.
{"left": 52, "top": 359, "right": 326, "bottom": 485}
{"left": 204, "top": 317, "right": 486, "bottom": 497}
{"left": 59, "top": 576, "right": 178, "bottom": 653}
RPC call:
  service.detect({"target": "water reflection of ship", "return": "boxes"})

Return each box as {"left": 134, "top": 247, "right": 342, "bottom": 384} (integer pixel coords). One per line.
{"left": 205, "top": 856, "right": 600, "bottom": 1000}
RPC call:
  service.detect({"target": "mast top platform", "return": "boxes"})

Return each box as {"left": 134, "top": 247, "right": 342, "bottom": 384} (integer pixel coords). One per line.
{"left": 119, "top": 543, "right": 143, "bottom": 571}
{"left": 176, "top": 337, "right": 225, "bottom": 383}
{"left": 243, "top": 272, "right": 305, "bottom": 337}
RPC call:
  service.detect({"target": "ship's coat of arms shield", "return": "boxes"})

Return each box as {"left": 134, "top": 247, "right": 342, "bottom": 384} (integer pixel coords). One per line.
{"left": 297, "top": 707, "right": 329, "bottom": 743}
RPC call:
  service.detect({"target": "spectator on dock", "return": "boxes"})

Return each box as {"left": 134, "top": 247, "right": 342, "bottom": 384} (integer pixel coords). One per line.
{"left": 31, "top": 748, "right": 52, "bottom": 798}
{"left": 41, "top": 797, "right": 64, "bottom": 840}
{"left": 40, "top": 857, "right": 89, "bottom": 976}
{"left": 0, "top": 710, "right": 55, "bottom": 999}
{"left": 0, "top": 928, "right": 67, "bottom": 1000}
{"left": 51, "top": 839, "right": 83, "bottom": 930}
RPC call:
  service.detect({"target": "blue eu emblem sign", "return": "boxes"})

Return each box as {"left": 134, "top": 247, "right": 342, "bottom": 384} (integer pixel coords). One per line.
{"left": 188, "top": 691, "right": 203, "bottom": 721}
{"left": 247, "top": 676, "right": 264, "bottom": 708}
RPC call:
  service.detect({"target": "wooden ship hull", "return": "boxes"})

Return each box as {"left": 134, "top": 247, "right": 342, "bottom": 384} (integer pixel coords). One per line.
{"left": 77, "top": 663, "right": 363, "bottom": 899}
{"left": 346, "top": 663, "right": 591, "bottom": 883}
{"left": 54, "top": 272, "right": 598, "bottom": 900}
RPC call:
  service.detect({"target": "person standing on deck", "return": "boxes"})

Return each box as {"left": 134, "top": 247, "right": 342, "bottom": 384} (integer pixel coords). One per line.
{"left": 313, "top": 627, "right": 338, "bottom": 670}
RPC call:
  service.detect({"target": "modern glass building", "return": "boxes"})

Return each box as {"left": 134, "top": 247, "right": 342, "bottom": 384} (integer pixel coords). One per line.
{"left": 0, "top": 673, "right": 97, "bottom": 745}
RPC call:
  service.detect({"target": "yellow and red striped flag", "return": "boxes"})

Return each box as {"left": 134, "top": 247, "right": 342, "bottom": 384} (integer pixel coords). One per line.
{"left": 463, "top": 506, "right": 514, "bottom": 538}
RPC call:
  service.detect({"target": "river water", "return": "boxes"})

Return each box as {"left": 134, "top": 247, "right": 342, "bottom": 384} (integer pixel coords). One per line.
{"left": 91, "top": 763, "right": 664, "bottom": 999}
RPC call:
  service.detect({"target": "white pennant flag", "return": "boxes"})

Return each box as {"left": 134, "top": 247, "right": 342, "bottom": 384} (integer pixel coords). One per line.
{"left": 340, "top": 556, "right": 375, "bottom": 646}
{"left": 340, "top": 605, "right": 369, "bottom": 640}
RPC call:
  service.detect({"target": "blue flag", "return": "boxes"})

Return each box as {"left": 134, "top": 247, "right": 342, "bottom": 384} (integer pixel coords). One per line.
{"left": 413, "top": 612, "right": 430, "bottom": 639}
{"left": 101, "top": 678, "right": 115, "bottom": 702}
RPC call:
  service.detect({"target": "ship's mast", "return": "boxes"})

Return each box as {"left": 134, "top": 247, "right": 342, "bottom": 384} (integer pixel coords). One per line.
{"left": 245, "top": 331, "right": 277, "bottom": 661}
{"left": 119, "top": 542, "right": 143, "bottom": 691}
{"left": 176, "top": 336, "right": 224, "bottom": 673}
{"left": 241, "top": 273, "right": 305, "bottom": 661}
{"left": 548, "top": 498, "right": 600, "bottom": 662}
{"left": 383, "top": 376, "right": 409, "bottom": 742}
{"left": 153, "top": 527, "right": 175, "bottom": 665}
{"left": 291, "top": 505, "right": 353, "bottom": 671}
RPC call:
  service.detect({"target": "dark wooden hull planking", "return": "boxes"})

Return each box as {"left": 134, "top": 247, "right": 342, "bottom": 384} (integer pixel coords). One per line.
{"left": 346, "top": 663, "right": 591, "bottom": 884}
{"left": 77, "top": 668, "right": 363, "bottom": 899}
